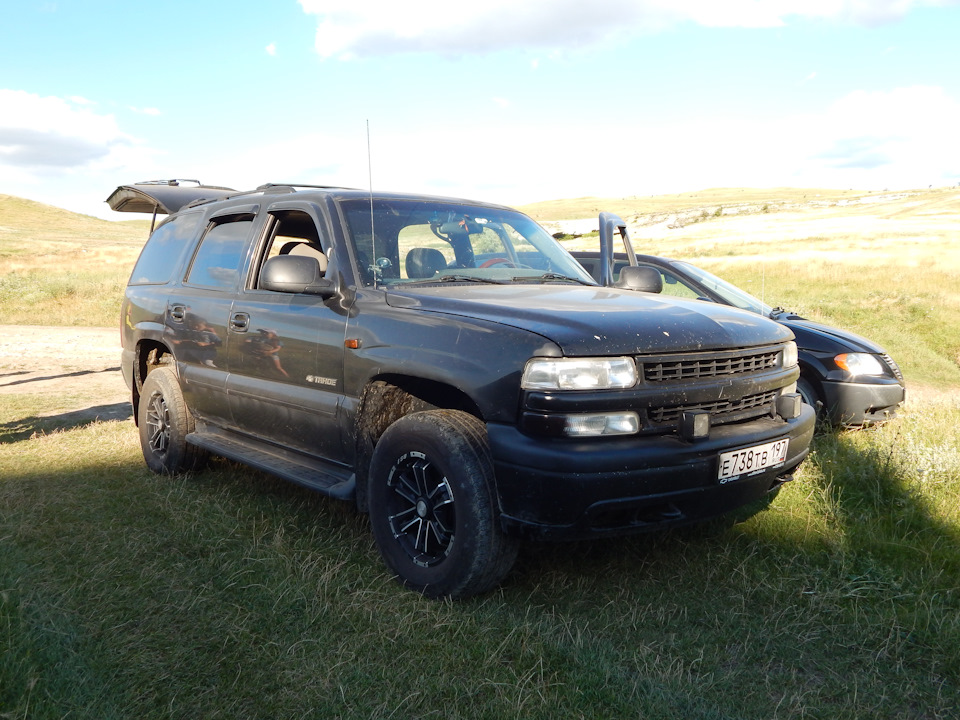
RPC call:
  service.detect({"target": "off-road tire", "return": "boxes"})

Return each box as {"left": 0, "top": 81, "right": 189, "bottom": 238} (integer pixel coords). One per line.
{"left": 138, "top": 367, "right": 207, "bottom": 474}
{"left": 368, "top": 410, "right": 519, "bottom": 599}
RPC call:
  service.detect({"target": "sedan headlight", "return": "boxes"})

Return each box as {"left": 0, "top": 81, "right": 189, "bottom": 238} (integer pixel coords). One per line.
{"left": 521, "top": 357, "right": 638, "bottom": 391}
{"left": 835, "top": 352, "right": 885, "bottom": 377}
{"left": 781, "top": 341, "right": 798, "bottom": 369}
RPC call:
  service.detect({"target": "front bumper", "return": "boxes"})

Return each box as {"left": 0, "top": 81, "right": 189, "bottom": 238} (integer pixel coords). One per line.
{"left": 487, "top": 405, "right": 815, "bottom": 540}
{"left": 820, "top": 379, "right": 905, "bottom": 426}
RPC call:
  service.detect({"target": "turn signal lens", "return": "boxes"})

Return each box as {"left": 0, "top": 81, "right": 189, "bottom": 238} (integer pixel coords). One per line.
{"left": 564, "top": 412, "right": 640, "bottom": 437}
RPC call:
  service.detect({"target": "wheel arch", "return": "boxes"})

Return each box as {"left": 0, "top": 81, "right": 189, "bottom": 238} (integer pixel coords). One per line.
{"left": 132, "top": 338, "right": 175, "bottom": 426}
{"left": 352, "top": 374, "right": 483, "bottom": 513}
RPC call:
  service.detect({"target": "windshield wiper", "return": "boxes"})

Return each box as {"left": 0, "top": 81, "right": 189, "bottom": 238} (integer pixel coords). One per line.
{"left": 405, "top": 274, "right": 508, "bottom": 285}
{"left": 512, "top": 272, "right": 595, "bottom": 286}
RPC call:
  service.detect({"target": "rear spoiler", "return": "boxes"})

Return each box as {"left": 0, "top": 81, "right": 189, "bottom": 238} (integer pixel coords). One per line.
{"left": 105, "top": 180, "right": 236, "bottom": 232}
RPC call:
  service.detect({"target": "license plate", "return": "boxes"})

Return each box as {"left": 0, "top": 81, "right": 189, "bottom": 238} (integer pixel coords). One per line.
{"left": 717, "top": 438, "right": 789, "bottom": 484}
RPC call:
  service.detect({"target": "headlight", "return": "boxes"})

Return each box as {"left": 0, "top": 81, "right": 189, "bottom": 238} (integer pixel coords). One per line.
{"left": 521, "top": 357, "right": 637, "bottom": 391}
{"left": 835, "top": 352, "right": 885, "bottom": 377}
{"left": 781, "top": 341, "right": 798, "bottom": 368}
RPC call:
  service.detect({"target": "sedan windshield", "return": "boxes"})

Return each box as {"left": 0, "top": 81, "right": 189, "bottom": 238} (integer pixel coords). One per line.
{"left": 673, "top": 261, "right": 775, "bottom": 317}
{"left": 341, "top": 199, "right": 595, "bottom": 288}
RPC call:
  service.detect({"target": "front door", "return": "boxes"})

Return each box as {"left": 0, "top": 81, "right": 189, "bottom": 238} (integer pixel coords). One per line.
{"left": 225, "top": 205, "right": 348, "bottom": 463}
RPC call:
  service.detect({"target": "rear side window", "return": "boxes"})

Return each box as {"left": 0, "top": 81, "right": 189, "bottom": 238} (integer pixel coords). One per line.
{"left": 128, "top": 212, "right": 203, "bottom": 285}
{"left": 185, "top": 218, "right": 254, "bottom": 289}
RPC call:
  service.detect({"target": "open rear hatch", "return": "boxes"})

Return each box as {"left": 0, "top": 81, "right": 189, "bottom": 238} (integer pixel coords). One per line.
{"left": 106, "top": 180, "right": 236, "bottom": 229}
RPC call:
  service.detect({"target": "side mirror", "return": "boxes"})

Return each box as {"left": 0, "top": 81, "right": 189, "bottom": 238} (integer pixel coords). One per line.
{"left": 616, "top": 265, "right": 663, "bottom": 293}
{"left": 260, "top": 255, "right": 336, "bottom": 297}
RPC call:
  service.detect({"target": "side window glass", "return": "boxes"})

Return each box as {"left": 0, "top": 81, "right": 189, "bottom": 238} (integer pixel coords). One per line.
{"left": 256, "top": 209, "right": 328, "bottom": 289}
{"left": 128, "top": 212, "right": 203, "bottom": 285}
{"left": 186, "top": 218, "right": 253, "bottom": 289}
{"left": 654, "top": 268, "right": 702, "bottom": 300}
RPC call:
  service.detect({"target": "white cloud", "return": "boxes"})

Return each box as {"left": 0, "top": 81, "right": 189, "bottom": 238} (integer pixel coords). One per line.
{"left": 802, "top": 86, "right": 960, "bottom": 185}
{"left": 0, "top": 90, "right": 130, "bottom": 172}
{"left": 127, "top": 84, "right": 960, "bottom": 217}
{"left": 348, "top": 85, "right": 960, "bottom": 202}
{"left": 298, "top": 0, "right": 955, "bottom": 59}
{"left": 0, "top": 89, "right": 164, "bottom": 217}
{"left": 266, "top": 42, "right": 277, "bottom": 56}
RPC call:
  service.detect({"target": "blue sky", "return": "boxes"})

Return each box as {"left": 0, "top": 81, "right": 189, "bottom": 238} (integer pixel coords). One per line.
{"left": 2, "top": 0, "right": 959, "bottom": 219}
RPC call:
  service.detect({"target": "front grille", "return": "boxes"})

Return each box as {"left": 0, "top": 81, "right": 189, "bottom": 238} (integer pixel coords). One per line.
{"left": 647, "top": 390, "right": 779, "bottom": 427}
{"left": 642, "top": 349, "right": 780, "bottom": 383}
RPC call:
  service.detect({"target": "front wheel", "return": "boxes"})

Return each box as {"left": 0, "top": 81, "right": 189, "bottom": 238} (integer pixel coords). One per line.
{"left": 368, "top": 410, "right": 519, "bottom": 599}
{"left": 138, "top": 367, "right": 207, "bottom": 474}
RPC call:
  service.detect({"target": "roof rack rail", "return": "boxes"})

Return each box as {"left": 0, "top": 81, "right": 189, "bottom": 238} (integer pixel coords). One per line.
{"left": 255, "top": 183, "right": 357, "bottom": 192}
{"left": 134, "top": 179, "right": 235, "bottom": 191}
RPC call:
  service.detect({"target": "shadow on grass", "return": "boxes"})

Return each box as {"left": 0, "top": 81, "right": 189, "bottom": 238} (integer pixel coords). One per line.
{"left": 510, "top": 427, "right": 960, "bottom": 601}
{"left": 0, "top": 402, "right": 132, "bottom": 443}
{"left": 0, "top": 366, "right": 122, "bottom": 388}
{"left": 807, "top": 428, "right": 960, "bottom": 576}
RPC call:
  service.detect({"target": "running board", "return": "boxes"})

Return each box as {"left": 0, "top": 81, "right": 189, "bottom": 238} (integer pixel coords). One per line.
{"left": 186, "top": 428, "right": 356, "bottom": 501}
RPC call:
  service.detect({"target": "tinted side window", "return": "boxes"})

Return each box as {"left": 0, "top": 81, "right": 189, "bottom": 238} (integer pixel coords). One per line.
{"left": 186, "top": 218, "right": 253, "bottom": 289}
{"left": 649, "top": 267, "right": 703, "bottom": 301}
{"left": 128, "top": 212, "right": 203, "bottom": 285}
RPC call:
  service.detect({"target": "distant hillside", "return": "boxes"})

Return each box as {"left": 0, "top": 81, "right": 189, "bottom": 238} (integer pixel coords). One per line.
{"left": 0, "top": 194, "right": 150, "bottom": 249}
{"left": 516, "top": 186, "right": 960, "bottom": 223}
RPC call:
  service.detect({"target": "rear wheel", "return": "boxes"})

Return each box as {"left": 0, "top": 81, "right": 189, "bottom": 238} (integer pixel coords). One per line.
{"left": 138, "top": 367, "right": 207, "bottom": 474}
{"left": 368, "top": 410, "right": 519, "bottom": 599}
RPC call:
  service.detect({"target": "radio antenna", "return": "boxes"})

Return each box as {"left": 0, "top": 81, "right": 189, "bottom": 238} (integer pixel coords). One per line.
{"left": 366, "top": 119, "right": 377, "bottom": 286}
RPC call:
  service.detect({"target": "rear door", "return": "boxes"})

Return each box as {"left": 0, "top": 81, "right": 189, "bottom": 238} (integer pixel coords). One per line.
{"left": 171, "top": 207, "right": 258, "bottom": 427}
{"left": 225, "top": 202, "right": 349, "bottom": 463}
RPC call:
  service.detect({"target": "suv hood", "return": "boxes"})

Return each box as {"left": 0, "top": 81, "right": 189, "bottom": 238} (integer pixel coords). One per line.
{"left": 387, "top": 285, "right": 793, "bottom": 355}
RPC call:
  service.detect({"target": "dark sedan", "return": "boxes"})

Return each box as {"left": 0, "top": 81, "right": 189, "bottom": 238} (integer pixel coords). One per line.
{"left": 573, "top": 251, "right": 905, "bottom": 427}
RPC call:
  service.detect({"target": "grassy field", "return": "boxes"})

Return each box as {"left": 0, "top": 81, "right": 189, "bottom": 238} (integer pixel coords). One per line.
{"left": 0, "top": 194, "right": 148, "bottom": 326}
{"left": 2, "top": 188, "right": 960, "bottom": 718}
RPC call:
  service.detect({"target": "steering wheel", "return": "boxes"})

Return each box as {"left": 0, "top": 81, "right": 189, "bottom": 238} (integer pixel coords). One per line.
{"left": 479, "top": 257, "right": 517, "bottom": 268}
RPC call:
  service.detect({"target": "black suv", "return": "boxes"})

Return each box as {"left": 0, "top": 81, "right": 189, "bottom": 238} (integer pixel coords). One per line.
{"left": 110, "top": 181, "right": 815, "bottom": 598}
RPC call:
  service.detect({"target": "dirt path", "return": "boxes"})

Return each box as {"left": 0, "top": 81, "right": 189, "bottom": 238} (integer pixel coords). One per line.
{"left": 0, "top": 325, "right": 131, "bottom": 424}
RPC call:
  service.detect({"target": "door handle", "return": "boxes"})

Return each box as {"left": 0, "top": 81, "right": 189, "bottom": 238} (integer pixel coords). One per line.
{"left": 170, "top": 305, "right": 186, "bottom": 322}
{"left": 230, "top": 312, "right": 250, "bottom": 332}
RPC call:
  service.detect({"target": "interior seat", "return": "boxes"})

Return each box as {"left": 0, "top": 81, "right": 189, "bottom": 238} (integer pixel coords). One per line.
{"left": 405, "top": 248, "right": 447, "bottom": 279}
{"left": 280, "top": 241, "right": 328, "bottom": 273}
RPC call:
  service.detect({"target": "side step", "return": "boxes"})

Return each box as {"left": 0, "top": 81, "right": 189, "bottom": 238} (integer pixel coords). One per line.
{"left": 186, "top": 428, "right": 356, "bottom": 501}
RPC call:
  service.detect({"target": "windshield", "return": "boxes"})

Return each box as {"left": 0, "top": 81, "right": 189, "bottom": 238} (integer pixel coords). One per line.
{"left": 341, "top": 199, "right": 595, "bottom": 288}
{"left": 673, "top": 261, "right": 774, "bottom": 316}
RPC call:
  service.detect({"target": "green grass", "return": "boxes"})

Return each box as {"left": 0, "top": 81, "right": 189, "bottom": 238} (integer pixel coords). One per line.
{"left": 3, "top": 399, "right": 960, "bottom": 719}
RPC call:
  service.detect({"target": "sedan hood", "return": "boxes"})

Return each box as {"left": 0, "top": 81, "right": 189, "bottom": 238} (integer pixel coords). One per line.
{"left": 387, "top": 285, "right": 793, "bottom": 355}
{"left": 779, "top": 317, "right": 887, "bottom": 355}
